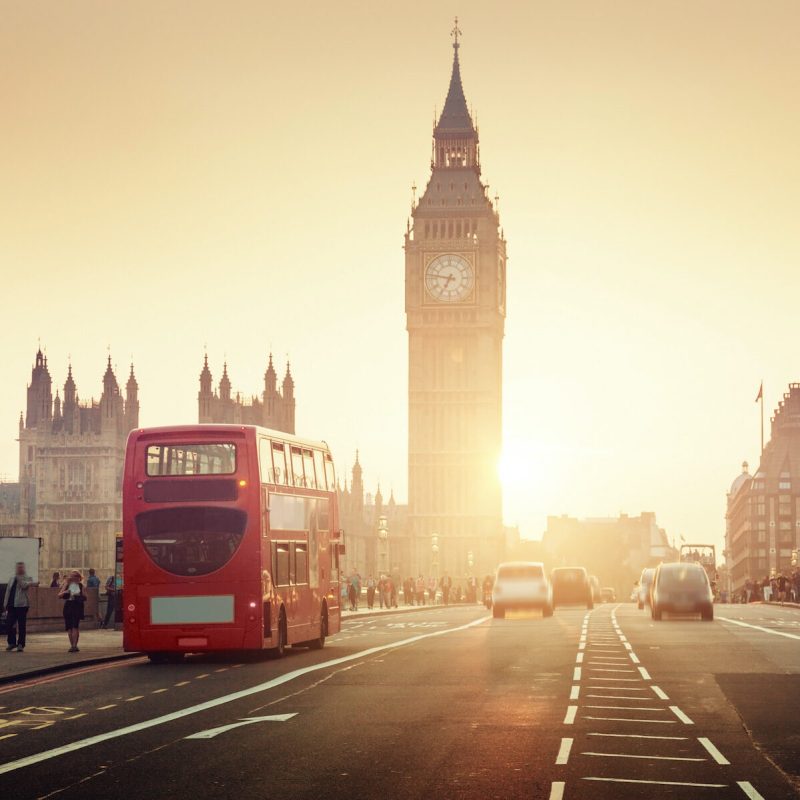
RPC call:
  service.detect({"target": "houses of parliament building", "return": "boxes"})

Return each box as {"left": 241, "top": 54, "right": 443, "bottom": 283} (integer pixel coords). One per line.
{"left": 0, "top": 349, "right": 139, "bottom": 574}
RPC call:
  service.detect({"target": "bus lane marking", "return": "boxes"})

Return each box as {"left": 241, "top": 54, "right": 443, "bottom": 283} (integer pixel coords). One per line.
{"left": 555, "top": 738, "right": 573, "bottom": 764}
{"left": 548, "top": 782, "right": 565, "bottom": 800}
{"left": 0, "top": 614, "right": 491, "bottom": 776}
{"left": 697, "top": 737, "right": 729, "bottom": 765}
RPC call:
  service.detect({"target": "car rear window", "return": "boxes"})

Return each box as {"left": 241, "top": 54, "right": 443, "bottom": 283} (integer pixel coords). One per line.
{"left": 658, "top": 565, "right": 707, "bottom": 587}
{"left": 497, "top": 565, "right": 544, "bottom": 580}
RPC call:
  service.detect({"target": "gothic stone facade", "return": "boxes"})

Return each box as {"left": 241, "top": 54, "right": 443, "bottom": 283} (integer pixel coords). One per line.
{"left": 337, "top": 453, "right": 410, "bottom": 580}
{"left": 726, "top": 383, "right": 800, "bottom": 594}
{"left": 405, "top": 33, "right": 506, "bottom": 579}
{"left": 198, "top": 355, "right": 295, "bottom": 434}
{"left": 12, "top": 349, "right": 139, "bottom": 574}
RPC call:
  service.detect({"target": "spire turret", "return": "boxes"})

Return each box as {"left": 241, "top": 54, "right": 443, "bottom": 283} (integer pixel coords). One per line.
{"left": 265, "top": 353, "right": 277, "bottom": 393}
{"left": 433, "top": 19, "right": 479, "bottom": 170}
{"left": 219, "top": 362, "right": 232, "bottom": 401}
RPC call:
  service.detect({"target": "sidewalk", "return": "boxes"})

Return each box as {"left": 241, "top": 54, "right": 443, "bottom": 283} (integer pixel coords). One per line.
{"left": 0, "top": 628, "right": 131, "bottom": 684}
{"left": 341, "top": 602, "right": 451, "bottom": 620}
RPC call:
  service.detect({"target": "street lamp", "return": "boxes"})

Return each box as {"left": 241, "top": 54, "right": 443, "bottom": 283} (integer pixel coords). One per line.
{"left": 431, "top": 534, "right": 439, "bottom": 580}
{"left": 377, "top": 515, "right": 389, "bottom": 576}
{"left": 467, "top": 549, "right": 474, "bottom": 575}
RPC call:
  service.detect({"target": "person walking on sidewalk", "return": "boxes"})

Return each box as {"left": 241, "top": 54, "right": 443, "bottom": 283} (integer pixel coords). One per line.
{"left": 440, "top": 573, "right": 452, "bottom": 606}
{"left": 59, "top": 571, "right": 87, "bottom": 652}
{"left": 101, "top": 574, "right": 117, "bottom": 628}
{"left": 4, "top": 562, "right": 38, "bottom": 652}
{"left": 366, "top": 575, "right": 376, "bottom": 610}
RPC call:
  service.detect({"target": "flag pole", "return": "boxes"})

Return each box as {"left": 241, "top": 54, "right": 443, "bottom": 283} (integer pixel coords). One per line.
{"left": 759, "top": 381, "right": 764, "bottom": 455}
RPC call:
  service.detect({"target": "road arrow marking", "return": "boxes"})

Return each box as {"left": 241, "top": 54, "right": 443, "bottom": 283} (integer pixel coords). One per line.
{"left": 186, "top": 713, "right": 297, "bottom": 739}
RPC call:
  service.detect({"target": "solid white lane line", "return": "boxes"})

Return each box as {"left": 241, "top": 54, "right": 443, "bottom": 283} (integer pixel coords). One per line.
{"left": 628, "top": 653, "right": 640, "bottom": 664}
{"left": 670, "top": 705, "right": 694, "bottom": 724}
{"left": 587, "top": 732, "right": 687, "bottom": 740}
{"left": 651, "top": 686, "right": 669, "bottom": 700}
{"left": 555, "top": 738, "right": 573, "bottom": 765}
{"left": 564, "top": 706, "right": 577, "bottom": 724}
{"left": 638, "top": 666, "right": 651, "bottom": 680}
{"left": 582, "top": 751, "right": 704, "bottom": 762}
{"left": 737, "top": 781, "right": 766, "bottom": 799}
{"left": 583, "top": 777, "right": 725, "bottom": 788}
{"left": 570, "top": 685, "right": 580, "bottom": 700}
{"left": 584, "top": 716, "right": 676, "bottom": 724}
{"left": 0, "top": 614, "right": 491, "bottom": 776}
{"left": 548, "top": 782, "right": 565, "bottom": 800}
{"left": 573, "top": 667, "right": 582, "bottom": 681}
{"left": 587, "top": 677, "right": 641, "bottom": 682}
{"left": 698, "top": 737, "right": 730, "bottom": 765}
{"left": 718, "top": 616, "right": 800, "bottom": 641}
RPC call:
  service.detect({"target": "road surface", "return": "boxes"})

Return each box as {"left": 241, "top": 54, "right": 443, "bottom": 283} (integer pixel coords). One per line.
{"left": 0, "top": 603, "right": 797, "bottom": 798}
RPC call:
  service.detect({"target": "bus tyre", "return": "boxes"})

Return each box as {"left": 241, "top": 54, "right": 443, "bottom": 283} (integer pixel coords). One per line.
{"left": 701, "top": 606, "right": 714, "bottom": 621}
{"left": 308, "top": 607, "right": 327, "bottom": 650}
{"left": 543, "top": 604, "right": 553, "bottom": 618}
{"left": 653, "top": 605, "right": 663, "bottom": 621}
{"left": 586, "top": 600, "right": 594, "bottom": 610}
{"left": 492, "top": 605, "right": 505, "bottom": 619}
{"left": 269, "top": 611, "right": 287, "bottom": 659}
{"left": 147, "top": 652, "right": 168, "bottom": 664}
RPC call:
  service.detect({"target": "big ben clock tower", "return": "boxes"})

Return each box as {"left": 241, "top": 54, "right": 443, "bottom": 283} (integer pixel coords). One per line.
{"left": 405, "top": 22, "right": 506, "bottom": 579}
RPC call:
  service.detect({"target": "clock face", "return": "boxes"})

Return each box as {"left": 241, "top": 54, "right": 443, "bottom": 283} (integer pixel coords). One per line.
{"left": 425, "top": 253, "right": 474, "bottom": 303}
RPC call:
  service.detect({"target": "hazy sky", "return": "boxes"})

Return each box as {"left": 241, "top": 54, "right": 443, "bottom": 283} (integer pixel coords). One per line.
{"left": 2, "top": 1, "right": 799, "bottom": 551}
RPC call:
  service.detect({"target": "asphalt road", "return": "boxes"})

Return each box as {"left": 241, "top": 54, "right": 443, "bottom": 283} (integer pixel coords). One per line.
{"left": 0, "top": 603, "right": 797, "bottom": 799}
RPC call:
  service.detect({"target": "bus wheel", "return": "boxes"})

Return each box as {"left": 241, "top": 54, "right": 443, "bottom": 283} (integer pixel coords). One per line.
{"left": 268, "top": 611, "right": 287, "bottom": 659}
{"left": 147, "top": 652, "right": 168, "bottom": 664}
{"left": 308, "top": 608, "right": 327, "bottom": 650}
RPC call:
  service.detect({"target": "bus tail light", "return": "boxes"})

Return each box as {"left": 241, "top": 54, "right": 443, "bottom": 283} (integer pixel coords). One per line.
{"left": 248, "top": 600, "right": 257, "bottom": 621}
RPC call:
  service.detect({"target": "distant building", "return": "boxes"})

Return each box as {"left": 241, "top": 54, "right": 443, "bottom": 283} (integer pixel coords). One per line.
{"left": 726, "top": 383, "right": 800, "bottom": 594}
{"left": 3, "top": 349, "right": 139, "bottom": 573}
{"left": 338, "top": 453, "right": 410, "bottom": 579}
{"left": 198, "top": 354, "right": 295, "bottom": 434}
{"left": 543, "top": 512, "right": 675, "bottom": 596}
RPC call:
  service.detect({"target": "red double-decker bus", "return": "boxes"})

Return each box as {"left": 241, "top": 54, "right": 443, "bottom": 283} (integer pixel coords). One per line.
{"left": 122, "top": 425, "right": 342, "bottom": 661}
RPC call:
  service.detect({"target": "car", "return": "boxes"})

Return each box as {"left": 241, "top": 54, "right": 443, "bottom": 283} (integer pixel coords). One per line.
{"left": 588, "top": 575, "right": 602, "bottom": 604}
{"left": 637, "top": 567, "right": 655, "bottom": 609}
{"left": 600, "top": 587, "right": 616, "bottom": 603}
{"left": 650, "top": 562, "right": 714, "bottom": 621}
{"left": 491, "top": 561, "right": 553, "bottom": 619}
{"left": 551, "top": 567, "right": 593, "bottom": 610}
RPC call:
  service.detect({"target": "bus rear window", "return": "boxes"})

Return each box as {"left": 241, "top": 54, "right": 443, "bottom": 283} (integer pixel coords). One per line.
{"left": 146, "top": 443, "right": 236, "bottom": 476}
{"left": 136, "top": 507, "right": 247, "bottom": 576}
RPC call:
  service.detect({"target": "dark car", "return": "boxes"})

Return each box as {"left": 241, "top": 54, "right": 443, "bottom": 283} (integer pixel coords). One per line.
{"left": 551, "top": 567, "right": 593, "bottom": 610}
{"left": 651, "top": 562, "right": 713, "bottom": 621}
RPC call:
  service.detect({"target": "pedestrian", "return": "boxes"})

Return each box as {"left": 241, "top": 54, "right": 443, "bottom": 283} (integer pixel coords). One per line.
{"left": 4, "top": 562, "right": 38, "bottom": 652}
{"left": 101, "top": 574, "right": 117, "bottom": 628}
{"left": 440, "top": 573, "right": 452, "bottom": 606}
{"left": 86, "top": 568, "right": 100, "bottom": 589}
{"left": 428, "top": 576, "right": 437, "bottom": 605}
{"left": 59, "top": 571, "right": 87, "bottom": 652}
{"left": 366, "top": 575, "right": 376, "bottom": 610}
{"left": 49, "top": 572, "right": 60, "bottom": 588}
{"left": 404, "top": 577, "right": 414, "bottom": 606}
{"left": 416, "top": 575, "right": 426, "bottom": 605}
{"left": 377, "top": 575, "right": 386, "bottom": 609}
{"left": 389, "top": 576, "right": 397, "bottom": 608}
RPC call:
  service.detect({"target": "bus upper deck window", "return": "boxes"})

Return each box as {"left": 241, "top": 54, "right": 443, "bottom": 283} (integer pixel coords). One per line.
{"left": 146, "top": 443, "right": 236, "bottom": 476}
